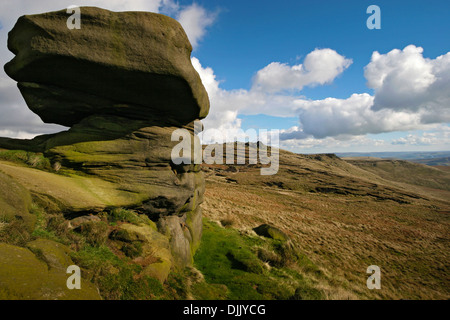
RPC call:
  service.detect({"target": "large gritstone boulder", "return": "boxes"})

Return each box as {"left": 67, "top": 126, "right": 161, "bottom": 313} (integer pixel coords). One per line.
{"left": 4, "top": 6, "right": 209, "bottom": 126}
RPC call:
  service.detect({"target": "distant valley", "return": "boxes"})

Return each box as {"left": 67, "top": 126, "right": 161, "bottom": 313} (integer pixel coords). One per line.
{"left": 337, "top": 151, "right": 450, "bottom": 166}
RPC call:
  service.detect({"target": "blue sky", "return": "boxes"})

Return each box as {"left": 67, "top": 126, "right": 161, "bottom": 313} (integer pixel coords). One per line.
{"left": 0, "top": 0, "right": 449, "bottom": 153}
{"left": 193, "top": 0, "right": 449, "bottom": 94}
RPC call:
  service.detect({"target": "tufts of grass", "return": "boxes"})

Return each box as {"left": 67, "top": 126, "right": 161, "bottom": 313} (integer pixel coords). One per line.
{"left": 0, "top": 150, "right": 52, "bottom": 171}
{"left": 193, "top": 219, "right": 324, "bottom": 300}
{"left": 0, "top": 215, "right": 31, "bottom": 246}
{"left": 290, "top": 286, "right": 324, "bottom": 300}
{"left": 226, "top": 248, "right": 265, "bottom": 274}
{"left": 190, "top": 282, "right": 228, "bottom": 300}
{"left": 78, "top": 221, "right": 109, "bottom": 247}
{"left": 163, "top": 271, "right": 190, "bottom": 300}
{"left": 257, "top": 247, "right": 283, "bottom": 267}
{"left": 121, "top": 241, "right": 143, "bottom": 258}
{"left": 71, "top": 244, "right": 187, "bottom": 300}
{"left": 220, "top": 215, "right": 236, "bottom": 228}
{"left": 108, "top": 208, "right": 153, "bottom": 226}
{"left": 29, "top": 202, "right": 83, "bottom": 246}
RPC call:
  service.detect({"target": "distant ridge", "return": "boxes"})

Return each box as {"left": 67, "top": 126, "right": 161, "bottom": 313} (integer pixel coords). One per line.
{"left": 336, "top": 151, "right": 450, "bottom": 163}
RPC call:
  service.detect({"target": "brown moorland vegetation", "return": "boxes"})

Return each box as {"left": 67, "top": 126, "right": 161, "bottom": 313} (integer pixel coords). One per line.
{"left": 201, "top": 144, "right": 450, "bottom": 299}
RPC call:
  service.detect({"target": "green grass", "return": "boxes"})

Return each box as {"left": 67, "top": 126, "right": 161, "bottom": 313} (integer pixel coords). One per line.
{"left": 193, "top": 219, "right": 324, "bottom": 300}
{"left": 71, "top": 245, "right": 149, "bottom": 299}
{"left": 25, "top": 200, "right": 186, "bottom": 300}
{"left": 108, "top": 208, "right": 154, "bottom": 227}
{"left": 0, "top": 150, "right": 51, "bottom": 171}
{"left": 29, "top": 202, "right": 71, "bottom": 245}
{"left": 71, "top": 245, "right": 189, "bottom": 300}
{"left": 71, "top": 245, "right": 123, "bottom": 271}
{"left": 0, "top": 216, "right": 31, "bottom": 246}
{"left": 71, "top": 245, "right": 143, "bottom": 299}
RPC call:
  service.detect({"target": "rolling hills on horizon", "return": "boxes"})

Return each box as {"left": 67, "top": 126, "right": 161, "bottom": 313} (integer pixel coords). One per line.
{"left": 336, "top": 151, "right": 450, "bottom": 166}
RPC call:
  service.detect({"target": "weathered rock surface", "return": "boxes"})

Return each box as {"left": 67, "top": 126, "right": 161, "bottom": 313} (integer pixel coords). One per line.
{"left": 4, "top": 7, "right": 209, "bottom": 125}
{"left": 0, "top": 171, "right": 35, "bottom": 234}
{"left": 111, "top": 223, "right": 173, "bottom": 283}
{"left": 0, "top": 242, "right": 101, "bottom": 300}
{"left": 45, "top": 115, "right": 205, "bottom": 219}
{"left": 26, "top": 238, "right": 74, "bottom": 271}
{"left": 0, "top": 6, "right": 210, "bottom": 299}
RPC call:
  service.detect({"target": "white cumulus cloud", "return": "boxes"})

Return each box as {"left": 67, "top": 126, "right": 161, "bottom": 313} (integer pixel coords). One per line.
{"left": 290, "top": 93, "right": 429, "bottom": 139}
{"left": 177, "top": 3, "right": 216, "bottom": 48}
{"left": 365, "top": 45, "right": 450, "bottom": 112}
{"left": 252, "top": 48, "right": 352, "bottom": 93}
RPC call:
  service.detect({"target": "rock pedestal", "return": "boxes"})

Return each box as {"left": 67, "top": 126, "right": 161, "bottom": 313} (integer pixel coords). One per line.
{"left": 2, "top": 7, "right": 209, "bottom": 273}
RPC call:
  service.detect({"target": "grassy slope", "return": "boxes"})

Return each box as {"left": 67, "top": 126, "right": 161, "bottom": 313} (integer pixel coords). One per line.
{"left": 193, "top": 219, "right": 324, "bottom": 300}
{"left": 344, "top": 158, "right": 450, "bottom": 192}
{"left": 201, "top": 147, "right": 450, "bottom": 299}
{"left": 0, "top": 161, "right": 146, "bottom": 211}
{"left": 410, "top": 157, "right": 450, "bottom": 166}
